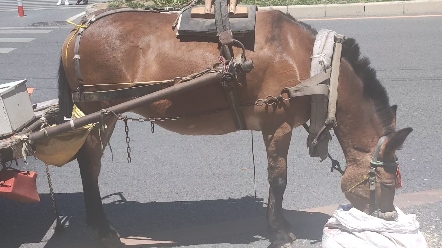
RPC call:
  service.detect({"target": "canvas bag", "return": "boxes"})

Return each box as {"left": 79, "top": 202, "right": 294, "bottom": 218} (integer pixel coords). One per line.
{"left": 0, "top": 167, "right": 40, "bottom": 203}
{"left": 322, "top": 204, "right": 427, "bottom": 248}
{"left": 33, "top": 105, "right": 95, "bottom": 167}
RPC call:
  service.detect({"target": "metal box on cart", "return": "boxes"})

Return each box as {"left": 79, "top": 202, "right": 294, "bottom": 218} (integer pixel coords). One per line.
{"left": 0, "top": 80, "right": 35, "bottom": 137}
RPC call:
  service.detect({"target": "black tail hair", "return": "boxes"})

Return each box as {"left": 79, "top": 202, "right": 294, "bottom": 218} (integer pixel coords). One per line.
{"left": 57, "top": 56, "right": 73, "bottom": 124}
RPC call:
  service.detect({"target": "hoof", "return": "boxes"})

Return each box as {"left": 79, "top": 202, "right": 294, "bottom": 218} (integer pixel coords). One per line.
{"left": 280, "top": 242, "right": 296, "bottom": 248}
{"left": 86, "top": 216, "right": 100, "bottom": 229}
{"left": 99, "top": 226, "right": 122, "bottom": 248}
{"left": 287, "top": 231, "right": 296, "bottom": 241}
{"left": 268, "top": 241, "right": 295, "bottom": 248}
{"left": 268, "top": 231, "right": 296, "bottom": 248}
{"left": 100, "top": 234, "right": 122, "bottom": 248}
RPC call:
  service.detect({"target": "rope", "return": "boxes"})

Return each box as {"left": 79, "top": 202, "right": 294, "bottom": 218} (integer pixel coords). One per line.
{"left": 172, "top": 0, "right": 199, "bottom": 30}
{"left": 65, "top": 20, "right": 88, "bottom": 61}
{"left": 311, "top": 53, "right": 328, "bottom": 70}
{"left": 0, "top": 136, "right": 22, "bottom": 149}
{"left": 344, "top": 174, "right": 369, "bottom": 194}
{"left": 66, "top": 19, "right": 88, "bottom": 28}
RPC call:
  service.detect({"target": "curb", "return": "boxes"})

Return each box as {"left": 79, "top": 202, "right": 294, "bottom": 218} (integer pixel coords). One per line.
{"left": 261, "top": 0, "right": 442, "bottom": 18}
{"left": 85, "top": 0, "right": 442, "bottom": 19}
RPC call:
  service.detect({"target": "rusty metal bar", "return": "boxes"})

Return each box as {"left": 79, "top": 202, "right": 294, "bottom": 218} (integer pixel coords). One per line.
{"left": 28, "top": 72, "right": 222, "bottom": 143}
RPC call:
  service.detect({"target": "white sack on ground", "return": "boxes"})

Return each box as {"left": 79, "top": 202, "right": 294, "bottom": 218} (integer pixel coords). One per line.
{"left": 322, "top": 204, "right": 428, "bottom": 248}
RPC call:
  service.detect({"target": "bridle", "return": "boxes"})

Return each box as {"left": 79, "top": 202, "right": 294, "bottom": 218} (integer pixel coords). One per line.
{"left": 346, "top": 135, "right": 399, "bottom": 220}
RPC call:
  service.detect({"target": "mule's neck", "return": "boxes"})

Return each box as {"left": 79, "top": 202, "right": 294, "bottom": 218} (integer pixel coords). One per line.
{"left": 332, "top": 61, "right": 385, "bottom": 162}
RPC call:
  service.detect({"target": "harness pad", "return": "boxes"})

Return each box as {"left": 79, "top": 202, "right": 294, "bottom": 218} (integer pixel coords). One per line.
{"left": 308, "top": 29, "right": 337, "bottom": 161}
{"left": 176, "top": 5, "right": 257, "bottom": 38}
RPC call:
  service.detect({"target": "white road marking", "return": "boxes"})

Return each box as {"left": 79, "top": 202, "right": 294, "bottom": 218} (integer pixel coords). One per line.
{"left": 0, "top": 0, "right": 88, "bottom": 11}
{"left": 18, "top": 219, "right": 57, "bottom": 248}
{"left": 0, "top": 38, "right": 35, "bottom": 42}
{"left": 0, "top": 26, "right": 60, "bottom": 29}
{"left": 0, "top": 48, "right": 16, "bottom": 53}
{"left": 67, "top": 11, "right": 85, "bottom": 22}
{"left": 0, "top": 30, "right": 52, "bottom": 34}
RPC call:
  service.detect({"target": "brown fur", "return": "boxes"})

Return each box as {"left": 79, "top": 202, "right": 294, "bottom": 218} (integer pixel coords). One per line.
{"left": 59, "top": 10, "right": 412, "bottom": 247}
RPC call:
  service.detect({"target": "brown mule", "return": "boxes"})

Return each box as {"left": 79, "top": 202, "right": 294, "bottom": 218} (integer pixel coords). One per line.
{"left": 57, "top": 10, "right": 412, "bottom": 248}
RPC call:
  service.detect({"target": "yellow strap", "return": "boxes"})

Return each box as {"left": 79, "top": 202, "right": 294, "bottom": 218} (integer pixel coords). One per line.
{"left": 344, "top": 174, "right": 370, "bottom": 194}
{"left": 66, "top": 20, "right": 88, "bottom": 28}
{"left": 64, "top": 20, "right": 89, "bottom": 61}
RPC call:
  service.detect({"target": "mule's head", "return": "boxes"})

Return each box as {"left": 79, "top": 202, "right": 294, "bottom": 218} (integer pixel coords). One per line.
{"left": 341, "top": 115, "right": 412, "bottom": 219}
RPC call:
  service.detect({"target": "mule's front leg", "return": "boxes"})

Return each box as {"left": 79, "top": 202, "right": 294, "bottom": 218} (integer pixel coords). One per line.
{"left": 77, "top": 117, "right": 122, "bottom": 248}
{"left": 263, "top": 122, "right": 296, "bottom": 248}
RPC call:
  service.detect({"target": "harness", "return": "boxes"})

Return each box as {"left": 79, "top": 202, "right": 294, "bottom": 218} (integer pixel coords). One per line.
{"left": 345, "top": 135, "right": 399, "bottom": 220}
{"left": 64, "top": 5, "right": 401, "bottom": 221}
{"left": 213, "top": 0, "right": 252, "bottom": 130}
{"left": 67, "top": 2, "right": 253, "bottom": 130}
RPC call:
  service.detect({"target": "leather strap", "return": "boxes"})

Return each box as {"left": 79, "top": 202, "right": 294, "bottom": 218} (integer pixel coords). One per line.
{"left": 72, "top": 83, "right": 173, "bottom": 102}
{"left": 282, "top": 69, "right": 331, "bottom": 97}
{"left": 71, "top": 8, "right": 166, "bottom": 96}
{"left": 215, "top": 0, "right": 247, "bottom": 130}
{"left": 325, "top": 34, "right": 345, "bottom": 126}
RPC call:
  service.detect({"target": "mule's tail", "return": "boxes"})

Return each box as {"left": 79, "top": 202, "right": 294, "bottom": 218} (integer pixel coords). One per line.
{"left": 57, "top": 56, "right": 73, "bottom": 124}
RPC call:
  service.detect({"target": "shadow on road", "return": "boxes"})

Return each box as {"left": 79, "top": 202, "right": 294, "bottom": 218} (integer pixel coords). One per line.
{"left": 0, "top": 192, "right": 329, "bottom": 247}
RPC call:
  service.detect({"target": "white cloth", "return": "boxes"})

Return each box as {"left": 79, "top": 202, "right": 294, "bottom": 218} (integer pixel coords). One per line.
{"left": 311, "top": 29, "right": 336, "bottom": 77}
{"left": 322, "top": 204, "right": 428, "bottom": 248}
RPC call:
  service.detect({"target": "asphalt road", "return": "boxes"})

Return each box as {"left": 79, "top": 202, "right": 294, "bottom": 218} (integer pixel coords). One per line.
{"left": 0, "top": 7, "right": 441, "bottom": 248}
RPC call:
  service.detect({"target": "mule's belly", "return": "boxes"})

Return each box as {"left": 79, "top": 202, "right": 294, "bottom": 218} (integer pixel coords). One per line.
{"left": 133, "top": 105, "right": 261, "bottom": 135}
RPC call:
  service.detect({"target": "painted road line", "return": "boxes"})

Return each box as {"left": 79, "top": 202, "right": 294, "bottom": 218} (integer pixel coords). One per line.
{"left": 19, "top": 219, "right": 57, "bottom": 248}
{"left": 118, "top": 188, "right": 442, "bottom": 245}
{"left": 0, "top": 48, "right": 16, "bottom": 54}
{"left": 395, "top": 188, "right": 442, "bottom": 208}
{"left": 0, "top": 30, "right": 52, "bottom": 34}
{"left": 0, "top": 30, "right": 53, "bottom": 34}
{"left": 307, "top": 189, "right": 442, "bottom": 215}
{"left": 0, "top": 27, "right": 59, "bottom": 29}
{"left": 67, "top": 11, "right": 85, "bottom": 22}
{"left": 0, "top": 38, "right": 35, "bottom": 42}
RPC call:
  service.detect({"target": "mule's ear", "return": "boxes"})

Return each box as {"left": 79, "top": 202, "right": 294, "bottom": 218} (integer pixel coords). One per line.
{"left": 390, "top": 105, "right": 398, "bottom": 127}
{"left": 391, "top": 105, "right": 397, "bottom": 116}
{"left": 385, "top": 127, "right": 413, "bottom": 152}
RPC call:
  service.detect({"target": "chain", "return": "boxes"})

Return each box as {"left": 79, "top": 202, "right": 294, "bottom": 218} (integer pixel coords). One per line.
{"left": 45, "top": 163, "right": 64, "bottom": 231}
{"left": 116, "top": 101, "right": 260, "bottom": 124}
{"left": 255, "top": 95, "right": 290, "bottom": 107}
{"left": 81, "top": 67, "right": 219, "bottom": 89}
{"left": 123, "top": 118, "right": 132, "bottom": 163}
{"left": 118, "top": 106, "right": 231, "bottom": 123}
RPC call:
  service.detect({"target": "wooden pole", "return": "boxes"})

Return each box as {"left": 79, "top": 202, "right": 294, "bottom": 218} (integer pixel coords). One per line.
{"left": 28, "top": 72, "right": 221, "bottom": 142}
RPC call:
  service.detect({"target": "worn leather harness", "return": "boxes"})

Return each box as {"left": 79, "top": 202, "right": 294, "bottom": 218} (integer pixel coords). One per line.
{"left": 369, "top": 136, "right": 399, "bottom": 220}
{"left": 214, "top": 0, "right": 251, "bottom": 130}
{"left": 69, "top": 8, "right": 164, "bottom": 102}
{"left": 68, "top": 4, "right": 342, "bottom": 139}
{"left": 66, "top": 6, "right": 401, "bottom": 220}
{"left": 69, "top": 3, "right": 252, "bottom": 130}
{"left": 344, "top": 135, "right": 399, "bottom": 220}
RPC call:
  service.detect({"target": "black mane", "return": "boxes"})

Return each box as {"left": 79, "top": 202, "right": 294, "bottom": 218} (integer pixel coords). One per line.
{"left": 283, "top": 12, "right": 395, "bottom": 133}
{"left": 341, "top": 38, "right": 395, "bottom": 133}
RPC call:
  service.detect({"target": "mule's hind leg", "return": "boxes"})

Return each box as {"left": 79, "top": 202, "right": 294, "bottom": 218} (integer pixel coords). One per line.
{"left": 263, "top": 122, "right": 296, "bottom": 248}
{"left": 76, "top": 116, "right": 122, "bottom": 247}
